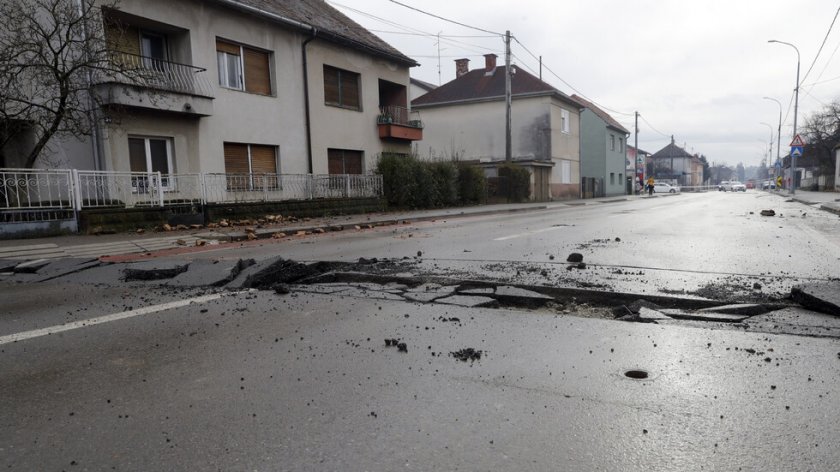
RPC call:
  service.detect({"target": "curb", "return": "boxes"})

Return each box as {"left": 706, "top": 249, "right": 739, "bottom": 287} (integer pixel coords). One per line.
{"left": 195, "top": 205, "right": 551, "bottom": 243}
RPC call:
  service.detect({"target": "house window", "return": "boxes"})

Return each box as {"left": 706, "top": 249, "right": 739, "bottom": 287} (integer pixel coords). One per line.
{"left": 128, "top": 136, "right": 174, "bottom": 190}
{"left": 560, "top": 109, "right": 570, "bottom": 134}
{"left": 216, "top": 39, "right": 271, "bottom": 95}
{"left": 223, "top": 142, "right": 278, "bottom": 190}
{"left": 619, "top": 137, "right": 624, "bottom": 152}
{"left": 560, "top": 160, "right": 572, "bottom": 184}
{"left": 610, "top": 172, "right": 615, "bottom": 185}
{"left": 324, "top": 66, "right": 361, "bottom": 110}
{"left": 328, "top": 149, "right": 363, "bottom": 174}
{"left": 610, "top": 134, "right": 616, "bottom": 151}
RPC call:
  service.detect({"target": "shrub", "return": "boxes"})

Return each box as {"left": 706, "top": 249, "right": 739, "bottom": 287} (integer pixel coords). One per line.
{"left": 376, "top": 154, "right": 476, "bottom": 209}
{"left": 457, "top": 164, "right": 487, "bottom": 205}
{"left": 497, "top": 163, "right": 531, "bottom": 202}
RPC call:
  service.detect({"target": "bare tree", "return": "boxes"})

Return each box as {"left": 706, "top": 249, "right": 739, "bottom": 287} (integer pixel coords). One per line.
{"left": 0, "top": 0, "right": 137, "bottom": 168}
{"left": 801, "top": 100, "right": 840, "bottom": 184}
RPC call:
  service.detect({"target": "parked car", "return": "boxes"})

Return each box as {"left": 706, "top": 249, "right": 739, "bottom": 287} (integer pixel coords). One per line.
{"left": 653, "top": 182, "right": 680, "bottom": 193}
{"left": 761, "top": 180, "right": 776, "bottom": 190}
{"left": 746, "top": 181, "right": 755, "bottom": 189}
{"left": 719, "top": 181, "right": 746, "bottom": 192}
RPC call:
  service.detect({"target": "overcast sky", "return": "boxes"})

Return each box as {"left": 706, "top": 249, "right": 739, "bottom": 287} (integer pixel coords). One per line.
{"left": 331, "top": 0, "right": 840, "bottom": 167}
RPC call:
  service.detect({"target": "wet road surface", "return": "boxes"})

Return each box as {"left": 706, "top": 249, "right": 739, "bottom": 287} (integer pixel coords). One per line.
{"left": 2, "top": 191, "right": 840, "bottom": 470}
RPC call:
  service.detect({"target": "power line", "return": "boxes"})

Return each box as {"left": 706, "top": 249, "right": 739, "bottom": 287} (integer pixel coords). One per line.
{"left": 639, "top": 114, "right": 670, "bottom": 139}
{"left": 330, "top": 2, "right": 499, "bottom": 59}
{"left": 800, "top": 5, "right": 840, "bottom": 85}
{"left": 368, "top": 29, "right": 496, "bottom": 38}
{"left": 388, "top": 0, "right": 504, "bottom": 36}
{"left": 511, "top": 36, "right": 634, "bottom": 117}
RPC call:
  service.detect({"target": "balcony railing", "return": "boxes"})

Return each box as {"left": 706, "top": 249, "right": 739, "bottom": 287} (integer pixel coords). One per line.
{"left": 377, "top": 105, "right": 423, "bottom": 141}
{"left": 100, "top": 51, "right": 214, "bottom": 98}
{"left": 377, "top": 105, "right": 423, "bottom": 128}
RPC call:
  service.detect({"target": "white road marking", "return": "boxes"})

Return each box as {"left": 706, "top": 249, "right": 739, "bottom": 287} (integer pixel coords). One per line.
{"left": 494, "top": 226, "right": 566, "bottom": 241}
{"left": 0, "top": 293, "right": 225, "bottom": 345}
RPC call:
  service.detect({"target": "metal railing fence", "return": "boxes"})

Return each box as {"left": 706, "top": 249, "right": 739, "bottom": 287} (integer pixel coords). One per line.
{"left": 101, "top": 51, "right": 215, "bottom": 97}
{"left": 0, "top": 168, "right": 382, "bottom": 215}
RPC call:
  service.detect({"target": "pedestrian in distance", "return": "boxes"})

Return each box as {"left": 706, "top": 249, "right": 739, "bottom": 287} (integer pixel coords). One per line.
{"left": 646, "top": 176, "right": 654, "bottom": 196}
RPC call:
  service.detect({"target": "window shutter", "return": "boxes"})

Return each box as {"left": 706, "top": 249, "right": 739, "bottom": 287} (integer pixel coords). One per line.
{"left": 327, "top": 149, "right": 343, "bottom": 174}
{"left": 243, "top": 48, "right": 271, "bottom": 95}
{"left": 324, "top": 66, "right": 340, "bottom": 105}
{"left": 249, "top": 145, "right": 277, "bottom": 174}
{"left": 223, "top": 143, "right": 250, "bottom": 174}
{"left": 341, "top": 71, "right": 360, "bottom": 109}
{"left": 344, "top": 151, "right": 362, "bottom": 174}
{"left": 216, "top": 39, "right": 241, "bottom": 55}
{"left": 128, "top": 138, "right": 147, "bottom": 172}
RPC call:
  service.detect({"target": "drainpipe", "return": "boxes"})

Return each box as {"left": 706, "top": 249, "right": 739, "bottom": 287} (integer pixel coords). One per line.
{"left": 75, "top": 0, "right": 103, "bottom": 171}
{"left": 303, "top": 29, "right": 317, "bottom": 174}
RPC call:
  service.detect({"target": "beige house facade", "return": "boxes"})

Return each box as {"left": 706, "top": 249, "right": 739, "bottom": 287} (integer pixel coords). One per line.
{"left": 412, "top": 56, "right": 581, "bottom": 200}
{"left": 23, "top": 0, "right": 420, "bottom": 178}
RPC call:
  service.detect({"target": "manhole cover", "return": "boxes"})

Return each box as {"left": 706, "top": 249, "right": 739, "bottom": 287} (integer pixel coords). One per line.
{"left": 624, "top": 370, "right": 649, "bottom": 380}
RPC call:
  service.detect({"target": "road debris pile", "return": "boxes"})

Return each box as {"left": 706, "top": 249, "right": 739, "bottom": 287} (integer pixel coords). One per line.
{"left": 450, "top": 348, "right": 482, "bottom": 362}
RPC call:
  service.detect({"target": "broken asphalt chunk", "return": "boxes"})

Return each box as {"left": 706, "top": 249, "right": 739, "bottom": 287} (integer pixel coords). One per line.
{"left": 122, "top": 261, "right": 189, "bottom": 281}
{"left": 567, "top": 253, "right": 584, "bottom": 263}
{"left": 12, "top": 258, "right": 51, "bottom": 274}
{"left": 760, "top": 210, "right": 776, "bottom": 217}
{"left": 791, "top": 282, "right": 840, "bottom": 316}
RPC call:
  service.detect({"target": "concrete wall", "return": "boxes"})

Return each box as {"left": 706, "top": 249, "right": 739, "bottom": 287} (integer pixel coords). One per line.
{"left": 306, "top": 40, "right": 412, "bottom": 174}
{"left": 415, "top": 95, "right": 580, "bottom": 200}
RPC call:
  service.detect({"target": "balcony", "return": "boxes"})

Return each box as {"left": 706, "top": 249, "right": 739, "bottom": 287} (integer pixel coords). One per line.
{"left": 93, "top": 52, "right": 214, "bottom": 116}
{"left": 377, "top": 105, "right": 423, "bottom": 142}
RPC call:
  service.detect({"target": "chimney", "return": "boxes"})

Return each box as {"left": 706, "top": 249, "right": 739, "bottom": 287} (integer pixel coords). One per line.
{"left": 455, "top": 58, "right": 470, "bottom": 78}
{"left": 484, "top": 53, "right": 497, "bottom": 72}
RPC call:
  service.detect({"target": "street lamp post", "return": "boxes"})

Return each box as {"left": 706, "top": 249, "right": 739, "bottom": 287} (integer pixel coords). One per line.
{"left": 760, "top": 122, "right": 774, "bottom": 169}
{"left": 768, "top": 40, "right": 800, "bottom": 194}
{"left": 762, "top": 96, "right": 783, "bottom": 171}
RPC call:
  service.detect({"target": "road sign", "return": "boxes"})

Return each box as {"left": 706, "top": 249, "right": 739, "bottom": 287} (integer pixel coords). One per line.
{"left": 790, "top": 134, "right": 805, "bottom": 147}
{"left": 791, "top": 146, "right": 803, "bottom": 157}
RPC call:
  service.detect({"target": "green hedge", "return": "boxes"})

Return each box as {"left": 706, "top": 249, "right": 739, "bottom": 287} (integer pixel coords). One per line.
{"left": 376, "top": 154, "right": 486, "bottom": 209}
{"left": 497, "top": 163, "right": 531, "bottom": 202}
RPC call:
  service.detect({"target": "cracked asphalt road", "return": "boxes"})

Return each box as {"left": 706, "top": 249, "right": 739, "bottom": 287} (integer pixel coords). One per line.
{"left": 2, "top": 191, "right": 840, "bottom": 470}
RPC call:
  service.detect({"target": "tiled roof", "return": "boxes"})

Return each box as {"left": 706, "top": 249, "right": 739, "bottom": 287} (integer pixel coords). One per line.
{"left": 652, "top": 141, "right": 695, "bottom": 159}
{"left": 215, "top": 0, "right": 417, "bottom": 66}
{"left": 410, "top": 77, "right": 438, "bottom": 92}
{"left": 571, "top": 94, "right": 629, "bottom": 134}
{"left": 411, "top": 65, "right": 578, "bottom": 107}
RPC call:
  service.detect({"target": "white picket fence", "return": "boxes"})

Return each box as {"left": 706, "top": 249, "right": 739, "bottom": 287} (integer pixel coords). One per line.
{"left": 1, "top": 168, "right": 382, "bottom": 219}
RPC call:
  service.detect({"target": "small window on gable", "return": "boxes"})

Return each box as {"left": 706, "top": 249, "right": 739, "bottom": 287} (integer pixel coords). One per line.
{"left": 216, "top": 39, "right": 271, "bottom": 95}
{"left": 560, "top": 109, "right": 570, "bottom": 134}
{"left": 324, "top": 65, "right": 361, "bottom": 110}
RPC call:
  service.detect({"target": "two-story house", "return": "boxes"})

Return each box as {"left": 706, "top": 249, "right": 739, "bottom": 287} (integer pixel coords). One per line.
{"left": 649, "top": 136, "right": 703, "bottom": 187}
{"left": 572, "top": 95, "right": 629, "bottom": 197}
{"left": 411, "top": 55, "right": 582, "bottom": 200}
{"left": 18, "top": 0, "right": 421, "bottom": 181}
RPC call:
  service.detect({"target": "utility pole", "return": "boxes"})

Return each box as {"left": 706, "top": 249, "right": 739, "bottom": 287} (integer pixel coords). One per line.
{"left": 539, "top": 55, "right": 542, "bottom": 81}
{"left": 505, "top": 30, "right": 512, "bottom": 162}
{"left": 634, "top": 111, "right": 639, "bottom": 194}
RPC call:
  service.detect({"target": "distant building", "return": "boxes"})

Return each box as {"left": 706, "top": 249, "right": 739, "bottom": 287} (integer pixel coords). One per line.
{"left": 626, "top": 145, "right": 651, "bottom": 188}
{"left": 572, "top": 95, "right": 629, "bottom": 197}
{"left": 410, "top": 77, "right": 437, "bottom": 101}
{"left": 411, "top": 54, "right": 582, "bottom": 200}
{"left": 649, "top": 137, "right": 703, "bottom": 187}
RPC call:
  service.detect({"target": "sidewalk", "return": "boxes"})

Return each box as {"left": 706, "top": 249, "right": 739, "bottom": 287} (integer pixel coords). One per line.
{"left": 0, "top": 195, "right": 644, "bottom": 262}
{"left": 767, "top": 188, "right": 840, "bottom": 215}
